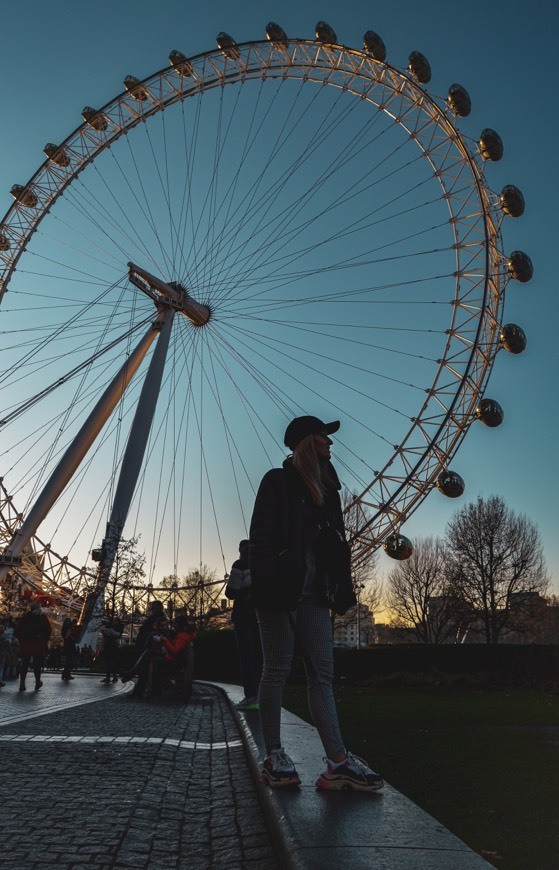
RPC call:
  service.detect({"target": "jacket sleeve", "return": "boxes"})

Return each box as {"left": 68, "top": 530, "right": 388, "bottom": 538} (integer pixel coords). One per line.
{"left": 331, "top": 492, "right": 357, "bottom": 615}
{"left": 163, "top": 631, "right": 195, "bottom": 658}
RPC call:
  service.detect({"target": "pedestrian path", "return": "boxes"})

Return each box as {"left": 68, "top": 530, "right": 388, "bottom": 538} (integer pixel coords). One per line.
{"left": 0, "top": 670, "right": 129, "bottom": 725}
{"left": 0, "top": 674, "right": 279, "bottom": 869}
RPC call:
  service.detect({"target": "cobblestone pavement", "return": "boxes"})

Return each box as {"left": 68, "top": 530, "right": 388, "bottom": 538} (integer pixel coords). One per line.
{"left": 0, "top": 675, "right": 280, "bottom": 869}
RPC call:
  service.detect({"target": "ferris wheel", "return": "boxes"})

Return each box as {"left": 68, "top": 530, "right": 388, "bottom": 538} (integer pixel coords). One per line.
{"left": 0, "top": 21, "right": 530, "bottom": 614}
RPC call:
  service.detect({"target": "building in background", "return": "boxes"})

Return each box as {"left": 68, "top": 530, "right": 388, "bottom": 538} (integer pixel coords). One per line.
{"left": 333, "top": 602, "right": 376, "bottom": 648}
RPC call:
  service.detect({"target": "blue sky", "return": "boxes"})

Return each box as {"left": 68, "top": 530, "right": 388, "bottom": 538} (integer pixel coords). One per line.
{"left": 0, "top": 0, "right": 557, "bottom": 592}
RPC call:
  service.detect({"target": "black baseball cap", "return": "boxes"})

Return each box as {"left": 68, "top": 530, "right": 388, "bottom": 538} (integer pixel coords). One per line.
{"left": 284, "top": 415, "right": 340, "bottom": 451}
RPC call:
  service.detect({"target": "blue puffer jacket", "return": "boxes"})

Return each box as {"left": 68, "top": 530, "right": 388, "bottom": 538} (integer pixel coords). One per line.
{"left": 249, "top": 458, "right": 355, "bottom": 613}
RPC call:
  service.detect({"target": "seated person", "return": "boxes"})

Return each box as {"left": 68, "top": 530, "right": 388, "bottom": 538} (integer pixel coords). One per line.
{"left": 130, "top": 615, "right": 195, "bottom": 698}
{"left": 134, "top": 601, "right": 166, "bottom": 652}
{"left": 122, "top": 615, "right": 168, "bottom": 686}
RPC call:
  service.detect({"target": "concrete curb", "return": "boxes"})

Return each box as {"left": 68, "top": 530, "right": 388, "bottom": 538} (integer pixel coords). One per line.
{"left": 203, "top": 681, "right": 300, "bottom": 870}
{"left": 211, "top": 682, "right": 492, "bottom": 870}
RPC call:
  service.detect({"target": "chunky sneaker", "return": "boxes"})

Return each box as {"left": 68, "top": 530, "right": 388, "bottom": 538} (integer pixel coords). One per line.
{"left": 260, "top": 749, "right": 301, "bottom": 788}
{"left": 235, "top": 696, "right": 259, "bottom": 712}
{"left": 316, "top": 752, "right": 384, "bottom": 793}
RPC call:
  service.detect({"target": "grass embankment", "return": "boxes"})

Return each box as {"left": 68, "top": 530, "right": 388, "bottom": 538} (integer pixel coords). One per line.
{"left": 282, "top": 684, "right": 559, "bottom": 870}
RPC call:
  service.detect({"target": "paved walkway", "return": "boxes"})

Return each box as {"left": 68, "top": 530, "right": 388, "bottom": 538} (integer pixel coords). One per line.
{"left": 0, "top": 674, "right": 279, "bottom": 869}
{"left": 0, "top": 674, "right": 491, "bottom": 869}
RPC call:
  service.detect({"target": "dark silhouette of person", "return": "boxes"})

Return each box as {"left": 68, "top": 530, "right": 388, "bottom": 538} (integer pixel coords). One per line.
{"left": 61, "top": 617, "right": 79, "bottom": 681}
{"left": 15, "top": 601, "right": 52, "bottom": 691}
{"left": 100, "top": 616, "right": 124, "bottom": 683}
{"left": 226, "top": 539, "right": 261, "bottom": 711}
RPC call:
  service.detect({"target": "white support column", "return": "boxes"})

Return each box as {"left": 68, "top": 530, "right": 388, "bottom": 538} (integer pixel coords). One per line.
{"left": 79, "top": 311, "right": 175, "bottom": 637}
{"left": 0, "top": 319, "right": 161, "bottom": 582}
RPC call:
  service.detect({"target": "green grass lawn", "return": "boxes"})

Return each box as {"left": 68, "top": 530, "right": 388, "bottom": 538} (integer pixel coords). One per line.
{"left": 282, "top": 683, "right": 559, "bottom": 870}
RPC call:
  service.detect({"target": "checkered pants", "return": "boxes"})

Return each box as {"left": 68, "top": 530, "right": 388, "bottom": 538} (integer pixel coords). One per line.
{"left": 256, "top": 599, "right": 345, "bottom": 759}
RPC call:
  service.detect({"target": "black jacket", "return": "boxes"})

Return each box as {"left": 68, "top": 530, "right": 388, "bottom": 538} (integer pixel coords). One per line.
{"left": 249, "top": 458, "right": 355, "bottom": 613}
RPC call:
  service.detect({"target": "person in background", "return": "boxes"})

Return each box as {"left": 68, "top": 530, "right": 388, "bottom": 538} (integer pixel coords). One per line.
{"left": 226, "top": 539, "right": 261, "bottom": 712}
{"left": 124, "top": 602, "right": 169, "bottom": 698}
{"left": 249, "top": 415, "right": 384, "bottom": 792}
{"left": 2, "top": 615, "right": 17, "bottom": 680}
{"left": 134, "top": 600, "right": 166, "bottom": 653}
{"left": 15, "top": 600, "right": 52, "bottom": 692}
{"left": 130, "top": 614, "right": 195, "bottom": 699}
{"left": 0, "top": 624, "right": 8, "bottom": 688}
{"left": 99, "top": 616, "right": 124, "bottom": 684}
{"left": 61, "top": 617, "right": 79, "bottom": 682}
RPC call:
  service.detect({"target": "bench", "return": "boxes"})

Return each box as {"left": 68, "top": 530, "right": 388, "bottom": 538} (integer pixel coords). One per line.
{"left": 145, "top": 646, "right": 194, "bottom": 703}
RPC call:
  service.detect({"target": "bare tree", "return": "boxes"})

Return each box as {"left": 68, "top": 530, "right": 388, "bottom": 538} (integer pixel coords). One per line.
{"left": 105, "top": 536, "right": 146, "bottom": 620}
{"left": 0, "top": 572, "right": 22, "bottom": 615}
{"left": 161, "top": 565, "right": 225, "bottom": 631}
{"left": 445, "top": 495, "right": 549, "bottom": 644}
{"left": 386, "top": 536, "right": 460, "bottom": 643}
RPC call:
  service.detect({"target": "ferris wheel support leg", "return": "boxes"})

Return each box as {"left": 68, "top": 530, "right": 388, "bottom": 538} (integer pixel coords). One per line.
{"left": 79, "top": 310, "right": 175, "bottom": 641}
{"left": 78, "top": 587, "right": 106, "bottom": 649}
{"left": 0, "top": 318, "right": 162, "bottom": 587}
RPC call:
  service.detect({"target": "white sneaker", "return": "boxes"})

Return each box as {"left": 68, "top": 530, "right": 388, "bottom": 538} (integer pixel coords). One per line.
{"left": 316, "top": 751, "right": 384, "bottom": 792}
{"left": 260, "top": 748, "right": 301, "bottom": 787}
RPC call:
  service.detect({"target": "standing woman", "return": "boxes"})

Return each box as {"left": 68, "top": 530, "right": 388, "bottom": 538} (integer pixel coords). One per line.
{"left": 249, "top": 415, "right": 384, "bottom": 792}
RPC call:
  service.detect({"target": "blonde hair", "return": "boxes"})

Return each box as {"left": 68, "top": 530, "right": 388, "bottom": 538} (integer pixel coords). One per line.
{"left": 292, "top": 434, "right": 335, "bottom": 506}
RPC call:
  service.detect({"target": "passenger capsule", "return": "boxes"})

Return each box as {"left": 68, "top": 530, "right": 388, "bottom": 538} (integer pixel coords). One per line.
{"left": 169, "top": 50, "right": 193, "bottom": 77}
{"left": 500, "top": 323, "right": 527, "bottom": 354}
{"left": 315, "top": 21, "right": 338, "bottom": 44}
{"left": 384, "top": 533, "right": 413, "bottom": 561}
{"left": 476, "top": 398, "right": 504, "bottom": 428}
{"left": 363, "top": 30, "right": 386, "bottom": 61}
{"left": 408, "top": 51, "right": 431, "bottom": 84}
{"left": 44, "top": 143, "right": 70, "bottom": 167}
{"left": 500, "top": 185, "right": 525, "bottom": 218}
{"left": 216, "top": 31, "right": 240, "bottom": 59}
{"left": 124, "top": 75, "right": 150, "bottom": 101}
{"left": 436, "top": 470, "right": 465, "bottom": 498}
{"left": 447, "top": 84, "right": 471, "bottom": 117}
{"left": 0, "top": 234, "right": 10, "bottom": 252}
{"left": 266, "top": 22, "right": 288, "bottom": 44}
{"left": 10, "top": 184, "right": 38, "bottom": 208}
{"left": 82, "top": 107, "right": 108, "bottom": 131}
{"left": 508, "top": 250, "right": 533, "bottom": 283}
{"left": 479, "top": 128, "right": 503, "bottom": 161}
